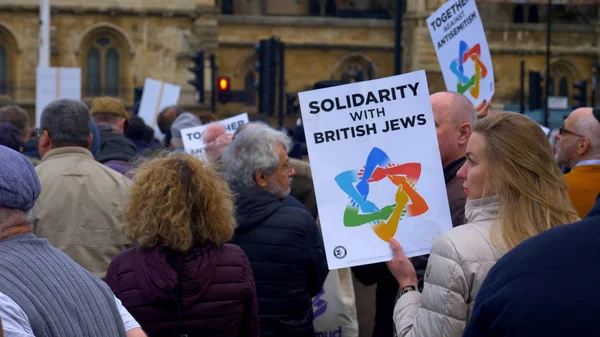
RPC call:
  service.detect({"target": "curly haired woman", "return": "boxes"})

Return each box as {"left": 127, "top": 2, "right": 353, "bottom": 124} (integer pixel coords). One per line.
{"left": 107, "top": 153, "right": 258, "bottom": 337}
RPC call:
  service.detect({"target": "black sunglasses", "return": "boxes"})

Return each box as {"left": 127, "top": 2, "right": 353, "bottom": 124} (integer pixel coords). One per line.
{"left": 559, "top": 127, "right": 585, "bottom": 138}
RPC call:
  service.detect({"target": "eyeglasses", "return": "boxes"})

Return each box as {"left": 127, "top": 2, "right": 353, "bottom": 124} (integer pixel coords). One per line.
{"left": 36, "top": 128, "right": 46, "bottom": 137}
{"left": 278, "top": 160, "right": 293, "bottom": 172}
{"left": 559, "top": 127, "right": 585, "bottom": 138}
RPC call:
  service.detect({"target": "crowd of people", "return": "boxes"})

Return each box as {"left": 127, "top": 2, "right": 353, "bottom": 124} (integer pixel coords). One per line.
{"left": 0, "top": 93, "right": 598, "bottom": 337}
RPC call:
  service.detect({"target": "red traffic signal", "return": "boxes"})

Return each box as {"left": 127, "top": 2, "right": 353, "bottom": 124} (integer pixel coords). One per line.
{"left": 217, "top": 77, "right": 231, "bottom": 104}
{"left": 218, "top": 77, "right": 230, "bottom": 91}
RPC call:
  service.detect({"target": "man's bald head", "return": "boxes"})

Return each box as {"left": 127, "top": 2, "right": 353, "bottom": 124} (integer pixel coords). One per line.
{"left": 555, "top": 107, "right": 600, "bottom": 167}
{"left": 431, "top": 92, "right": 476, "bottom": 168}
{"left": 431, "top": 91, "right": 477, "bottom": 126}
{"left": 570, "top": 108, "right": 600, "bottom": 157}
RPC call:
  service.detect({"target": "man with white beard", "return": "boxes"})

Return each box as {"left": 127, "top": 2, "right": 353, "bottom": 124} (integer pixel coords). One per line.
{"left": 221, "top": 124, "right": 328, "bottom": 337}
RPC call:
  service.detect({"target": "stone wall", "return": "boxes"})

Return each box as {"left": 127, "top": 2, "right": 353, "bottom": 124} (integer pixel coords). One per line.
{"left": 216, "top": 15, "right": 395, "bottom": 116}
{"left": 403, "top": 2, "right": 600, "bottom": 106}
{"left": 0, "top": 0, "right": 212, "bottom": 11}
{"left": 0, "top": 2, "right": 217, "bottom": 115}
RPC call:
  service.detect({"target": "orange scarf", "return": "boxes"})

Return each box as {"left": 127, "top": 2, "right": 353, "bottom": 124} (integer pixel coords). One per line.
{"left": 0, "top": 225, "right": 32, "bottom": 241}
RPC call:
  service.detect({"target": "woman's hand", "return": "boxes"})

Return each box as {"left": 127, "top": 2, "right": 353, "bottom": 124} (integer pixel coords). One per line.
{"left": 386, "top": 238, "right": 418, "bottom": 288}
{"left": 475, "top": 99, "right": 492, "bottom": 119}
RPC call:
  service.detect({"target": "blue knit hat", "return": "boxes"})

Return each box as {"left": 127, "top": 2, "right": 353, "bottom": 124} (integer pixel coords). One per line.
{"left": 90, "top": 120, "right": 100, "bottom": 156}
{"left": 0, "top": 145, "right": 41, "bottom": 211}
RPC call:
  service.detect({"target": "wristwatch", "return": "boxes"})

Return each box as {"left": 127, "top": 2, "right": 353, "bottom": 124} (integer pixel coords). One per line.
{"left": 400, "top": 285, "right": 417, "bottom": 296}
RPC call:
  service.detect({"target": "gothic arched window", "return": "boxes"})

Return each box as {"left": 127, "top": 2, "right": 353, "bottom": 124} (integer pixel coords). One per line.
{"left": 513, "top": 4, "right": 525, "bottom": 23}
{"left": 83, "top": 35, "right": 122, "bottom": 97}
{"left": 105, "top": 48, "right": 120, "bottom": 97}
{"left": 546, "top": 76, "right": 555, "bottom": 97}
{"left": 86, "top": 48, "right": 100, "bottom": 96}
{"left": 559, "top": 77, "right": 569, "bottom": 97}
{"left": 528, "top": 5, "right": 539, "bottom": 23}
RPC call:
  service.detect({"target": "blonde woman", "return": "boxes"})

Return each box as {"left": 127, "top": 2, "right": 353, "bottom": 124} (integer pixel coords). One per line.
{"left": 387, "top": 112, "right": 579, "bottom": 337}
{"left": 107, "top": 153, "right": 258, "bottom": 337}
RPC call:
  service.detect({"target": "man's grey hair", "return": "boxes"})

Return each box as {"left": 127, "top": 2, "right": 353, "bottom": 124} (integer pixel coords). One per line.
{"left": 41, "top": 99, "right": 91, "bottom": 148}
{"left": 221, "top": 123, "right": 291, "bottom": 189}
{"left": 0, "top": 208, "right": 32, "bottom": 228}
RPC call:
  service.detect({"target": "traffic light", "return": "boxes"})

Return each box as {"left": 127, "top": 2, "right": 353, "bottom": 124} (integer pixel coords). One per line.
{"left": 255, "top": 37, "right": 278, "bottom": 116}
{"left": 217, "top": 77, "right": 231, "bottom": 104}
{"left": 132, "top": 87, "right": 143, "bottom": 115}
{"left": 572, "top": 80, "right": 588, "bottom": 109}
{"left": 187, "top": 52, "right": 205, "bottom": 104}
{"left": 286, "top": 93, "right": 298, "bottom": 115}
{"left": 528, "top": 71, "right": 543, "bottom": 110}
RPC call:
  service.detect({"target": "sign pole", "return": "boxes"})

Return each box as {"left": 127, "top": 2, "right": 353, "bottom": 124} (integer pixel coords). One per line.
{"left": 520, "top": 60, "right": 525, "bottom": 114}
{"left": 394, "top": 0, "right": 403, "bottom": 75}
{"left": 39, "top": 0, "right": 50, "bottom": 68}
{"left": 544, "top": 0, "right": 552, "bottom": 126}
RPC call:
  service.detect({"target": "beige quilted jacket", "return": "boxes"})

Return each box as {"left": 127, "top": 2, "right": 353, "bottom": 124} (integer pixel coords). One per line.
{"left": 393, "top": 197, "right": 503, "bottom": 337}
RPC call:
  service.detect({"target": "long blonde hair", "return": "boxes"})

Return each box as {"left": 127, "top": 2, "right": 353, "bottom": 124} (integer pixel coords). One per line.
{"left": 474, "top": 112, "right": 579, "bottom": 251}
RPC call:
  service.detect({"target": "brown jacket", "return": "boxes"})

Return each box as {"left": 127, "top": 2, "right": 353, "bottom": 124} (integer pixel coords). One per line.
{"left": 445, "top": 157, "right": 468, "bottom": 227}
{"left": 290, "top": 158, "right": 318, "bottom": 218}
{"left": 33, "top": 147, "right": 132, "bottom": 280}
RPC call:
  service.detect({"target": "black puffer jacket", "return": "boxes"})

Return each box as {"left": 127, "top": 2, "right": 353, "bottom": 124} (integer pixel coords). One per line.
{"left": 230, "top": 187, "right": 328, "bottom": 337}
{"left": 95, "top": 126, "right": 137, "bottom": 163}
{"left": 94, "top": 126, "right": 137, "bottom": 175}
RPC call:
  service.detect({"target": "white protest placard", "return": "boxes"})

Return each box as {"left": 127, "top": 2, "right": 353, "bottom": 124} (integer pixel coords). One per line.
{"left": 427, "top": 0, "right": 494, "bottom": 106}
{"left": 548, "top": 96, "right": 568, "bottom": 110}
{"left": 181, "top": 112, "right": 249, "bottom": 158}
{"left": 298, "top": 70, "right": 452, "bottom": 270}
{"left": 137, "top": 78, "right": 181, "bottom": 140}
{"left": 35, "top": 67, "right": 81, "bottom": 127}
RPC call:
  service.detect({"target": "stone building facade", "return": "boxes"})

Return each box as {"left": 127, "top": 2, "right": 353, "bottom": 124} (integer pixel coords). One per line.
{"left": 0, "top": 0, "right": 217, "bottom": 119}
{"left": 0, "top": 0, "right": 598, "bottom": 126}
{"left": 405, "top": 0, "right": 600, "bottom": 115}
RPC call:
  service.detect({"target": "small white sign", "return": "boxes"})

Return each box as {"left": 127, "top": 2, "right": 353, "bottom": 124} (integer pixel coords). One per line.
{"left": 427, "top": 0, "right": 495, "bottom": 106}
{"left": 35, "top": 67, "right": 82, "bottom": 127}
{"left": 547, "top": 96, "right": 569, "bottom": 110}
{"left": 181, "top": 112, "right": 249, "bottom": 158}
{"left": 137, "top": 78, "right": 181, "bottom": 141}
{"left": 298, "top": 70, "right": 452, "bottom": 270}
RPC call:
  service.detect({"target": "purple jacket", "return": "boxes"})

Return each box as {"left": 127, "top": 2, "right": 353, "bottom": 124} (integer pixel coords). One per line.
{"left": 107, "top": 244, "right": 259, "bottom": 337}
{"left": 104, "top": 160, "right": 134, "bottom": 177}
